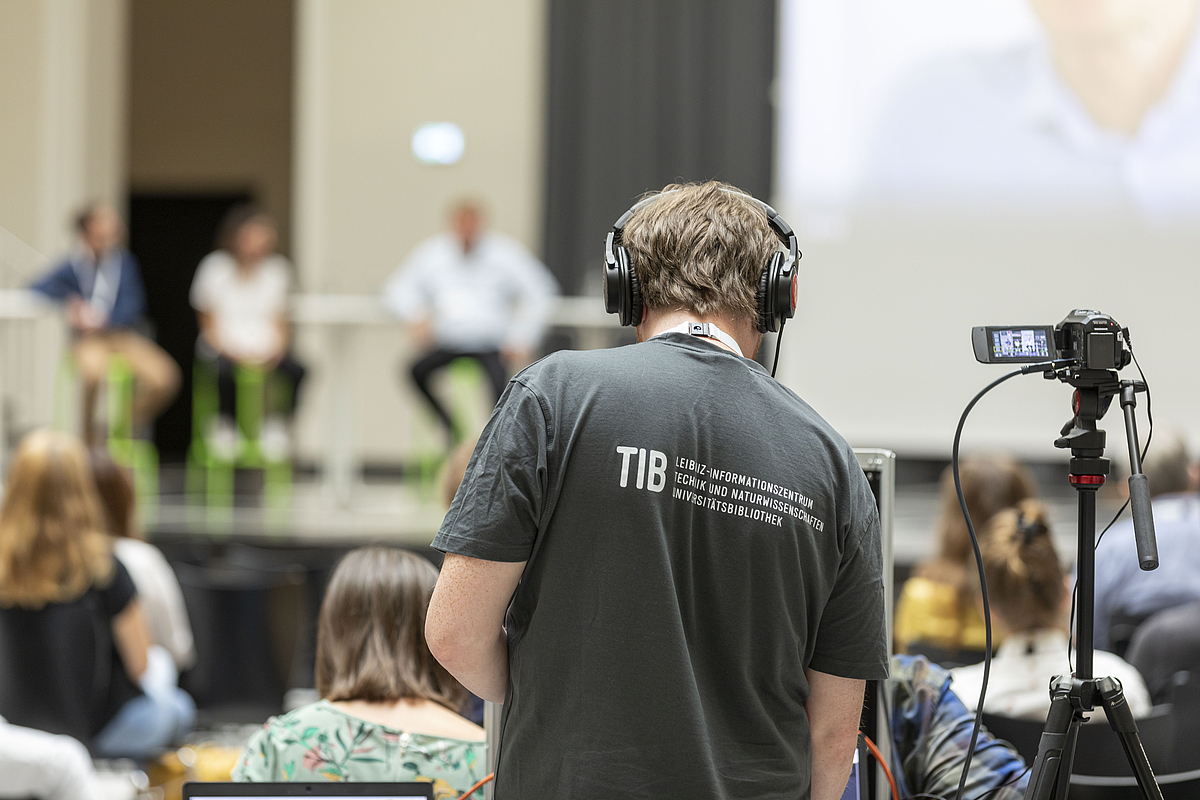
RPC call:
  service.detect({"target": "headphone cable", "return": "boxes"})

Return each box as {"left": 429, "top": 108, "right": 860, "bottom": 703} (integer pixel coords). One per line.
{"left": 771, "top": 319, "right": 786, "bottom": 378}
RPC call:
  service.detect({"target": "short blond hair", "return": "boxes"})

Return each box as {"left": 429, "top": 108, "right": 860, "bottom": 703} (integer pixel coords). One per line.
{"left": 0, "top": 430, "right": 112, "bottom": 609}
{"left": 621, "top": 181, "right": 779, "bottom": 324}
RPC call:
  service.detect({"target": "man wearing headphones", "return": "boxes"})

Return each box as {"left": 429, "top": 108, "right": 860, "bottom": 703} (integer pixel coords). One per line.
{"left": 427, "top": 182, "right": 888, "bottom": 799}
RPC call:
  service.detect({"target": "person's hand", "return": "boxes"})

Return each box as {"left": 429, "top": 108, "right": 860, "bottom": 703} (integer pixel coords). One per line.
{"left": 67, "top": 297, "right": 103, "bottom": 332}
{"left": 410, "top": 318, "right": 433, "bottom": 350}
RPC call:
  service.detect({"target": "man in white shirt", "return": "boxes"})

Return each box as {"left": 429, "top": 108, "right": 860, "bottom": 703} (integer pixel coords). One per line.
{"left": 862, "top": 0, "right": 1200, "bottom": 223}
{"left": 383, "top": 201, "right": 558, "bottom": 441}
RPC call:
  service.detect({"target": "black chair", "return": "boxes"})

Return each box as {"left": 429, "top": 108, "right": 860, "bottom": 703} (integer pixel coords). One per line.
{"left": 174, "top": 558, "right": 302, "bottom": 723}
{"left": 983, "top": 708, "right": 1200, "bottom": 798}
{"left": 0, "top": 593, "right": 110, "bottom": 744}
{"left": 1106, "top": 610, "right": 1151, "bottom": 660}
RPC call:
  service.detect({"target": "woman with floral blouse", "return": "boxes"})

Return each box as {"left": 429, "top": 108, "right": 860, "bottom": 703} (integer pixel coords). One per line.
{"left": 234, "top": 547, "right": 486, "bottom": 798}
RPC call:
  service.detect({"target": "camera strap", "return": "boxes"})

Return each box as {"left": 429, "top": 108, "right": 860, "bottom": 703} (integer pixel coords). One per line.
{"left": 655, "top": 321, "right": 744, "bottom": 358}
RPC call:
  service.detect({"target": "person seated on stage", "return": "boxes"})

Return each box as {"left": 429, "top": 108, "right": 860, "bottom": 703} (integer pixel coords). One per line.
{"left": 89, "top": 449, "right": 195, "bottom": 672}
{"left": 951, "top": 500, "right": 1152, "bottom": 720}
{"left": 190, "top": 205, "right": 306, "bottom": 460}
{"left": 888, "top": 654, "right": 1029, "bottom": 800}
{"left": 383, "top": 199, "right": 559, "bottom": 444}
{"left": 233, "top": 547, "right": 486, "bottom": 797}
{"left": 1125, "top": 598, "right": 1200, "bottom": 705}
{"left": 1094, "top": 433, "right": 1200, "bottom": 655}
{"left": 0, "top": 430, "right": 194, "bottom": 759}
{"left": 29, "top": 203, "right": 180, "bottom": 445}
{"left": 894, "top": 456, "right": 1037, "bottom": 666}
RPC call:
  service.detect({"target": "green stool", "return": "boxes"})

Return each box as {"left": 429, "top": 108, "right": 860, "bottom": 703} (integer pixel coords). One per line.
{"left": 53, "top": 352, "right": 159, "bottom": 516}
{"left": 105, "top": 355, "right": 159, "bottom": 517}
{"left": 407, "top": 357, "right": 492, "bottom": 498}
{"left": 187, "top": 358, "right": 292, "bottom": 517}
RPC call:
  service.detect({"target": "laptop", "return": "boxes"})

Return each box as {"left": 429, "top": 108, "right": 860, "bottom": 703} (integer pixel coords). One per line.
{"left": 182, "top": 784, "right": 435, "bottom": 800}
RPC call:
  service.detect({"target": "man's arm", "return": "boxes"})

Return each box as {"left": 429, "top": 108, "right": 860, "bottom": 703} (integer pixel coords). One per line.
{"left": 426, "top": 553, "right": 526, "bottom": 703}
{"left": 805, "top": 668, "right": 866, "bottom": 800}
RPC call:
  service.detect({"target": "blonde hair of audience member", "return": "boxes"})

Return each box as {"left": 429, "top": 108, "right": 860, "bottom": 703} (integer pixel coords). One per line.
{"left": 979, "top": 501, "right": 1064, "bottom": 634}
{"left": 0, "top": 430, "right": 113, "bottom": 608}
{"left": 894, "top": 456, "right": 1038, "bottom": 654}
{"left": 316, "top": 547, "right": 478, "bottom": 736}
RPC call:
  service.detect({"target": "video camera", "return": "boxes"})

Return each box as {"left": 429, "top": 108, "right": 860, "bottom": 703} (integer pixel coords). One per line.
{"left": 971, "top": 309, "right": 1131, "bottom": 371}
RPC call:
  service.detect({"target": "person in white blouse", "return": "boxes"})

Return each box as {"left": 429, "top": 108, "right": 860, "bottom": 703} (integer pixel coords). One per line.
{"left": 89, "top": 448, "right": 195, "bottom": 672}
{"left": 951, "top": 500, "right": 1152, "bottom": 720}
{"left": 383, "top": 200, "right": 559, "bottom": 443}
{"left": 190, "top": 206, "right": 306, "bottom": 458}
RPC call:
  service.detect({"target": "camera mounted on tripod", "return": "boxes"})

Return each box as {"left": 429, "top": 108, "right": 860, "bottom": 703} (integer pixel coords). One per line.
{"left": 971, "top": 308, "right": 1130, "bottom": 372}
{"left": 960, "top": 308, "right": 1163, "bottom": 800}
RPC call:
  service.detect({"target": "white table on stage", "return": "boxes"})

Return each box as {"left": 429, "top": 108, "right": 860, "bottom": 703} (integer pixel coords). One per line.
{"left": 290, "top": 293, "right": 621, "bottom": 507}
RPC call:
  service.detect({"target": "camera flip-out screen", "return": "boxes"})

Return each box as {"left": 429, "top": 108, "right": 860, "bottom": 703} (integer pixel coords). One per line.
{"left": 972, "top": 325, "right": 1057, "bottom": 363}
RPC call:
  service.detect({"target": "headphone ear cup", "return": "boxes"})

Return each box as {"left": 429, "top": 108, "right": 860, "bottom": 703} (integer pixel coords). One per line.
{"left": 757, "top": 252, "right": 786, "bottom": 333}
{"left": 625, "top": 250, "right": 643, "bottom": 327}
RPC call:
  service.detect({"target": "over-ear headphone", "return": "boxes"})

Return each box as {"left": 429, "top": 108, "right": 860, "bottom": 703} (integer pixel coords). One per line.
{"left": 603, "top": 188, "right": 801, "bottom": 332}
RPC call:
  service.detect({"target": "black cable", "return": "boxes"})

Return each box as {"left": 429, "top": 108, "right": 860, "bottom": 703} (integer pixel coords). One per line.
{"left": 950, "top": 363, "right": 1052, "bottom": 800}
{"left": 967, "top": 766, "right": 1033, "bottom": 800}
{"left": 771, "top": 318, "right": 786, "bottom": 378}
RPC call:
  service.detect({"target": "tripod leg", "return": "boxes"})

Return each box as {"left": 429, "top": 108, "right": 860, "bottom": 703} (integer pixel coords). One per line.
{"left": 1025, "top": 685, "right": 1081, "bottom": 800}
{"left": 1097, "top": 677, "right": 1164, "bottom": 800}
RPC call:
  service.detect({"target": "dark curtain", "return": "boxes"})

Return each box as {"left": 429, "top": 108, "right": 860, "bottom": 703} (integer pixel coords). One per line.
{"left": 544, "top": 0, "right": 777, "bottom": 295}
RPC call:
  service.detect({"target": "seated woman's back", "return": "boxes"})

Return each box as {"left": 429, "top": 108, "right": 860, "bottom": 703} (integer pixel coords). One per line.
{"left": 0, "top": 430, "right": 141, "bottom": 742}
{"left": 950, "top": 501, "right": 1152, "bottom": 719}
{"left": 235, "top": 547, "right": 485, "bottom": 798}
{"left": 895, "top": 456, "right": 1038, "bottom": 662}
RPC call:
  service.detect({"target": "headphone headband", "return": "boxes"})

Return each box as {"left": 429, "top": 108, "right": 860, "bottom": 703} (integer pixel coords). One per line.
{"left": 604, "top": 187, "right": 801, "bottom": 331}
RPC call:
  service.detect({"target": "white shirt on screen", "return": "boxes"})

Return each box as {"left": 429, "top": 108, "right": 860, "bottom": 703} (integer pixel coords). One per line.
{"left": 861, "top": 18, "right": 1200, "bottom": 223}
{"left": 383, "top": 231, "right": 559, "bottom": 353}
{"left": 190, "top": 251, "right": 292, "bottom": 361}
{"left": 114, "top": 537, "right": 196, "bottom": 671}
{"left": 950, "top": 628, "right": 1152, "bottom": 720}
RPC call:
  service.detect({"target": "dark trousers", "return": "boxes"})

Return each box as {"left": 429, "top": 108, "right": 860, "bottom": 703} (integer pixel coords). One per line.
{"left": 409, "top": 348, "right": 507, "bottom": 438}
{"left": 214, "top": 353, "right": 307, "bottom": 419}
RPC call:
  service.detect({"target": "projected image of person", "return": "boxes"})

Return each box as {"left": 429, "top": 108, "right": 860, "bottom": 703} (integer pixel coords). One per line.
{"left": 425, "top": 182, "right": 888, "bottom": 800}
{"left": 862, "top": 0, "right": 1200, "bottom": 221}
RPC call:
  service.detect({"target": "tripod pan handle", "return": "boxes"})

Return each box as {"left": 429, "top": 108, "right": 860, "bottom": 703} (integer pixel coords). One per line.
{"left": 1128, "top": 474, "right": 1158, "bottom": 570}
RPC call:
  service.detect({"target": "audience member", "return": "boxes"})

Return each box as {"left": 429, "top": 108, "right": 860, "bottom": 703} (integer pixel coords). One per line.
{"left": 383, "top": 199, "right": 558, "bottom": 443}
{"left": 1125, "top": 598, "right": 1200, "bottom": 705}
{"left": 89, "top": 449, "right": 195, "bottom": 671}
{"left": 29, "top": 203, "right": 180, "bottom": 444}
{"left": 0, "top": 430, "right": 194, "bottom": 758}
{"left": 0, "top": 715, "right": 105, "bottom": 800}
{"left": 888, "top": 655, "right": 1028, "bottom": 800}
{"left": 951, "top": 501, "right": 1151, "bottom": 719}
{"left": 190, "top": 205, "right": 306, "bottom": 459}
{"left": 894, "top": 456, "right": 1037, "bottom": 665}
{"left": 233, "top": 547, "right": 485, "bottom": 797}
{"left": 1093, "top": 433, "right": 1200, "bottom": 653}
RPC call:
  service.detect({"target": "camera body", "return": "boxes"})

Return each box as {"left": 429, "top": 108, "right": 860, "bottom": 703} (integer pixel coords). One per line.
{"left": 972, "top": 309, "right": 1130, "bottom": 370}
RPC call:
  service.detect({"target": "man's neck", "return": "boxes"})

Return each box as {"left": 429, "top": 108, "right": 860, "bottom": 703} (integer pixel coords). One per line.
{"left": 637, "top": 307, "right": 761, "bottom": 360}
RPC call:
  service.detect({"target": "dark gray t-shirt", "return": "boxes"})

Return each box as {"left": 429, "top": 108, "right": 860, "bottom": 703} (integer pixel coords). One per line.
{"left": 434, "top": 333, "right": 888, "bottom": 799}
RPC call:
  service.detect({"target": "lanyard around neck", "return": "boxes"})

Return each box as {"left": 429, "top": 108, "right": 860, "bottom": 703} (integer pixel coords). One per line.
{"left": 654, "top": 321, "right": 744, "bottom": 358}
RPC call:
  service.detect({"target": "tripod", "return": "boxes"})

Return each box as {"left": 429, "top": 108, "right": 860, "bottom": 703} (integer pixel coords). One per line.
{"left": 1024, "top": 369, "right": 1162, "bottom": 800}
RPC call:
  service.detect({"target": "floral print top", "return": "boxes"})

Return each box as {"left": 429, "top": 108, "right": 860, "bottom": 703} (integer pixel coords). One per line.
{"left": 232, "top": 700, "right": 487, "bottom": 799}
